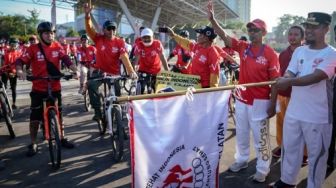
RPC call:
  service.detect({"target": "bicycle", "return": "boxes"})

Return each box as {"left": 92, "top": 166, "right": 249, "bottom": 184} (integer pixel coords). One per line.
{"left": 0, "top": 65, "right": 15, "bottom": 138}
{"left": 26, "top": 73, "right": 73, "bottom": 169}
{"left": 136, "top": 72, "right": 156, "bottom": 95}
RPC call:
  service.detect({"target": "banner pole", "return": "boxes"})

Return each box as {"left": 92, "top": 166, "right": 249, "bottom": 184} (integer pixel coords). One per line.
{"left": 117, "top": 81, "right": 276, "bottom": 102}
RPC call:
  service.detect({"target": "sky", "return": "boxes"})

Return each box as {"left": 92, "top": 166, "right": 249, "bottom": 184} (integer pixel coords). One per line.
{"left": 0, "top": 0, "right": 75, "bottom": 24}
{"left": 250, "top": 0, "right": 336, "bottom": 32}
{"left": 0, "top": 0, "right": 335, "bottom": 31}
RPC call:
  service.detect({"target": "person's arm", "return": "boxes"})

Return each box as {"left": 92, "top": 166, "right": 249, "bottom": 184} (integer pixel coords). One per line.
{"left": 120, "top": 53, "right": 137, "bottom": 79}
{"left": 167, "top": 28, "right": 192, "bottom": 51}
{"left": 207, "top": 0, "right": 233, "bottom": 47}
{"left": 159, "top": 52, "right": 169, "bottom": 71}
{"left": 84, "top": 3, "right": 97, "bottom": 42}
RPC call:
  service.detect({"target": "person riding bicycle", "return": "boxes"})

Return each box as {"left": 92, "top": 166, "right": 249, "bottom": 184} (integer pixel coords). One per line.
{"left": 2, "top": 37, "right": 22, "bottom": 109}
{"left": 84, "top": 3, "right": 137, "bottom": 121}
{"left": 167, "top": 26, "right": 222, "bottom": 88}
{"left": 16, "top": 21, "right": 79, "bottom": 157}
{"left": 133, "top": 27, "right": 169, "bottom": 93}
{"left": 77, "top": 34, "right": 96, "bottom": 94}
{"left": 167, "top": 30, "right": 193, "bottom": 74}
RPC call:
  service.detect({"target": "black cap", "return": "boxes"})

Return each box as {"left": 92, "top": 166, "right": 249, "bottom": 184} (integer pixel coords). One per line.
{"left": 9, "top": 37, "right": 19, "bottom": 44}
{"left": 302, "top": 12, "right": 331, "bottom": 26}
{"left": 103, "top": 20, "right": 117, "bottom": 29}
{"left": 195, "top": 26, "right": 217, "bottom": 40}
{"left": 81, "top": 34, "right": 88, "bottom": 40}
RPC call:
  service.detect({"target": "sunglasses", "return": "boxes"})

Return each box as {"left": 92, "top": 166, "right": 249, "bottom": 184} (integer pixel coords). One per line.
{"left": 105, "top": 26, "right": 116, "bottom": 31}
{"left": 247, "top": 28, "right": 261, "bottom": 33}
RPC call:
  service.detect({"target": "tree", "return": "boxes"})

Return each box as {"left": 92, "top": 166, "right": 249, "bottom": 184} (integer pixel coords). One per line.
{"left": 66, "top": 28, "right": 79, "bottom": 37}
{"left": 273, "top": 14, "right": 305, "bottom": 43}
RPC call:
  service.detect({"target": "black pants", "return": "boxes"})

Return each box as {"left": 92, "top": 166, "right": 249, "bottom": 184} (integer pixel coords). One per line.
{"left": 328, "top": 80, "right": 336, "bottom": 167}
{"left": 1, "top": 73, "right": 17, "bottom": 104}
{"left": 138, "top": 72, "right": 156, "bottom": 94}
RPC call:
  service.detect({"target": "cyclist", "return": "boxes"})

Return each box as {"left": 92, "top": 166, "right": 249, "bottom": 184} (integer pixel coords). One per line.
{"left": 167, "top": 30, "right": 193, "bottom": 74}
{"left": 84, "top": 3, "right": 137, "bottom": 121}
{"left": 77, "top": 34, "right": 96, "bottom": 94}
{"left": 2, "top": 37, "right": 22, "bottom": 109}
{"left": 167, "top": 26, "right": 222, "bottom": 88}
{"left": 16, "top": 21, "right": 78, "bottom": 157}
{"left": 133, "top": 27, "right": 169, "bottom": 93}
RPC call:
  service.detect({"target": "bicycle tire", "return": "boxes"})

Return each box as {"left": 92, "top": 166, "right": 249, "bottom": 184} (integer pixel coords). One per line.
{"left": 83, "top": 91, "right": 91, "bottom": 112}
{"left": 136, "top": 81, "right": 142, "bottom": 95}
{"left": 95, "top": 94, "right": 106, "bottom": 135}
{"left": 48, "top": 109, "right": 62, "bottom": 169}
{"left": 111, "top": 106, "right": 124, "bottom": 162}
{"left": 0, "top": 93, "right": 15, "bottom": 138}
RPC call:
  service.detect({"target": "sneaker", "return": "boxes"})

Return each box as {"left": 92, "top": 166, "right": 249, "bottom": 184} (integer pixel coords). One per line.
{"left": 11, "top": 104, "right": 17, "bottom": 110}
{"left": 253, "top": 171, "right": 268, "bottom": 183}
{"left": 61, "top": 138, "right": 75, "bottom": 149}
{"left": 229, "top": 162, "right": 248, "bottom": 172}
{"left": 269, "top": 180, "right": 296, "bottom": 188}
{"left": 272, "top": 147, "right": 281, "bottom": 158}
{"left": 26, "top": 144, "right": 38, "bottom": 157}
{"left": 301, "top": 156, "right": 308, "bottom": 166}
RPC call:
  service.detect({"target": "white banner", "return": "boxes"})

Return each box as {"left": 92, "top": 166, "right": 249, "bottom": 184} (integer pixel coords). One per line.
{"left": 129, "top": 90, "right": 231, "bottom": 188}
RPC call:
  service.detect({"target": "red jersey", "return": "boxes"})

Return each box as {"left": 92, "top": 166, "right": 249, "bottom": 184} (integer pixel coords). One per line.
{"left": 172, "top": 44, "right": 193, "bottom": 74}
{"left": 61, "top": 43, "right": 70, "bottom": 55}
{"left": 222, "top": 47, "right": 236, "bottom": 56}
{"left": 278, "top": 46, "right": 294, "bottom": 97}
{"left": 3, "top": 49, "right": 22, "bottom": 74}
{"left": 19, "top": 42, "right": 68, "bottom": 92}
{"left": 92, "top": 35, "right": 127, "bottom": 75}
{"left": 69, "top": 44, "right": 77, "bottom": 55}
{"left": 78, "top": 45, "right": 96, "bottom": 67}
{"left": 231, "top": 38, "right": 280, "bottom": 105}
{"left": 188, "top": 42, "right": 221, "bottom": 88}
{"left": 214, "top": 46, "right": 229, "bottom": 62}
{"left": 134, "top": 40, "right": 163, "bottom": 75}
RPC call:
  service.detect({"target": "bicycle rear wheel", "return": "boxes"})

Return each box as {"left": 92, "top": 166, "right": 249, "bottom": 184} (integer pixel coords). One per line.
{"left": 110, "top": 106, "right": 124, "bottom": 162}
{"left": 0, "top": 93, "right": 15, "bottom": 138}
{"left": 48, "top": 109, "right": 62, "bottom": 169}
{"left": 83, "top": 91, "right": 91, "bottom": 112}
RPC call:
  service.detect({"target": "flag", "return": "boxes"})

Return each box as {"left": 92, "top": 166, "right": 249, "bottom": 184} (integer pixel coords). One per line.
{"left": 129, "top": 90, "right": 231, "bottom": 188}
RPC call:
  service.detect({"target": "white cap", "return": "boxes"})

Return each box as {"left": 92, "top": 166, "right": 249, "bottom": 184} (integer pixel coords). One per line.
{"left": 140, "top": 28, "right": 153, "bottom": 37}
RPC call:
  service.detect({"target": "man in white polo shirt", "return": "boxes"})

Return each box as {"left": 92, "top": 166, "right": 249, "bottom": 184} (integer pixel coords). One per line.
{"left": 272, "top": 12, "right": 336, "bottom": 188}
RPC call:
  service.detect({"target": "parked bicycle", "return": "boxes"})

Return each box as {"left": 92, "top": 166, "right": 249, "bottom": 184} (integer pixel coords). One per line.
{"left": 26, "top": 73, "right": 73, "bottom": 169}
{"left": 0, "top": 65, "right": 15, "bottom": 138}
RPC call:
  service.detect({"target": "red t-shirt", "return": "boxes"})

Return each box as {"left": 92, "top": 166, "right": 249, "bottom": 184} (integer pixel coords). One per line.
{"left": 172, "top": 44, "right": 193, "bottom": 74}
{"left": 78, "top": 45, "right": 96, "bottom": 67}
{"left": 214, "top": 46, "right": 229, "bottom": 62}
{"left": 231, "top": 38, "right": 280, "bottom": 105}
{"left": 93, "top": 35, "right": 127, "bottom": 75}
{"left": 134, "top": 40, "right": 163, "bottom": 75}
{"left": 223, "top": 47, "right": 236, "bottom": 56}
{"left": 61, "top": 43, "right": 70, "bottom": 55}
{"left": 278, "top": 46, "right": 294, "bottom": 97}
{"left": 4, "top": 49, "right": 22, "bottom": 74}
{"left": 19, "top": 42, "right": 67, "bottom": 92}
{"left": 188, "top": 42, "right": 221, "bottom": 88}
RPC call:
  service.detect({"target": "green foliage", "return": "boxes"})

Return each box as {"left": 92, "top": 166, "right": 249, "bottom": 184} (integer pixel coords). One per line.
{"left": 0, "top": 9, "right": 40, "bottom": 39}
{"left": 66, "top": 28, "right": 79, "bottom": 37}
{"left": 273, "top": 14, "right": 305, "bottom": 43}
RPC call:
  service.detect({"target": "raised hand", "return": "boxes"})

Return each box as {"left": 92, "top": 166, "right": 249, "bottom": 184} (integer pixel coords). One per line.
{"left": 207, "top": 0, "right": 215, "bottom": 21}
{"left": 84, "top": 3, "right": 92, "bottom": 16}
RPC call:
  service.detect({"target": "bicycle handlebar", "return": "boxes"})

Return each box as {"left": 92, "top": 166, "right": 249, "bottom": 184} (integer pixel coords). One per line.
{"left": 26, "top": 73, "right": 74, "bottom": 81}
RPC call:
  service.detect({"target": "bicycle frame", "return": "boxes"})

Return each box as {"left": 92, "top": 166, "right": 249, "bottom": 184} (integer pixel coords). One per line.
{"left": 43, "top": 99, "right": 61, "bottom": 140}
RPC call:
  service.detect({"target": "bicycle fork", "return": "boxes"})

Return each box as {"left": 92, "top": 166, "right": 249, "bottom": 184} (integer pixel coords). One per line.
{"left": 43, "top": 100, "right": 62, "bottom": 140}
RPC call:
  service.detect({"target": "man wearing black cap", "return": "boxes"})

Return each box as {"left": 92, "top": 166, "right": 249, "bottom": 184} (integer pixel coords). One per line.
{"left": 167, "top": 26, "right": 221, "bottom": 88}
{"left": 272, "top": 12, "right": 336, "bottom": 188}
{"left": 84, "top": 3, "right": 137, "bottom": 121}
{"left": 207, "top": 0, "right": 280, "bottom": 183}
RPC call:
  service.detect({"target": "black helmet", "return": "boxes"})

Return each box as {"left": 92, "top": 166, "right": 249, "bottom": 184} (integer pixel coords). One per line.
{"left": 37, "top": 22, "right": 55, "bottom": 34}
{"left": 180, "top": 30, "right": 189, "bottom": 37}
{"left": 80, "top": 34, "right": 88, "bottom": 40}
{"left": 9, "top": 37, "right": 19, "bottom": 44}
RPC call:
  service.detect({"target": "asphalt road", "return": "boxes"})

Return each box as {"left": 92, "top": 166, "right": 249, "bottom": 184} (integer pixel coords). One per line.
{"left": 0, "top": 80, "right": 335, "bottom": 188}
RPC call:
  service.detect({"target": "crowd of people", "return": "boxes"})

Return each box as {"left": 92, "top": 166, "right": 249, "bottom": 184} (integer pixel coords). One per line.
{"left": 0, "top": 1, "right": 335, "bottom": 187}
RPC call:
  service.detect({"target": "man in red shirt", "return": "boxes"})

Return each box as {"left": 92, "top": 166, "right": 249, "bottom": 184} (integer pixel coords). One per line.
{"left": 167, "top": 30, "right": 193, "bottom": 74}
{"left": 167, "top": 26, "right": 221, "bottom": 88}
{"left": 16, "top": 22, "right": 78, "bottom": 157}
{"left": 84, "top": 3, "right": 137, "bottom": 120}
{"left": 2, "top": 38, "right": 21, "bottom": 109}
{"left": 208, "top": 1, "right": 280, "bottom": 182}
{"left": 77, "top": 34, "right": 96, "bottom": 93}
{"left": 133, "top": 27, "right": 169, "bottom": 93}
{"left": 273, "top": 26, "right": 304, "bottom": 159}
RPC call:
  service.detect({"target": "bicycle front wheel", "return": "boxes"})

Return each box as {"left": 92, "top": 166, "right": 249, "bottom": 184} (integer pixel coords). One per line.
{"left": 110, "top": 106, "right": 124, "bottom": 162}
{"left": 0, "top": 93, "right": 15, "bottom": 138}
{"left": 83, "top": 91, "right": 91, "bottom": 112}
{"left": 48, "top": 109, "right": 62, "bottom": 169}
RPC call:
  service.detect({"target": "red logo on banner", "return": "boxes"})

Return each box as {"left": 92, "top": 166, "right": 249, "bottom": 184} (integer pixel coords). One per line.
{"left": 162, "top": 165, "right": 193, "bottom": 188}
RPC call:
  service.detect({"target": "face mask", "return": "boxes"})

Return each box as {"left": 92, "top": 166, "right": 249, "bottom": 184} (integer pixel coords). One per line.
{"left": 143, "top": 41, "right": 153, "bottom": 47}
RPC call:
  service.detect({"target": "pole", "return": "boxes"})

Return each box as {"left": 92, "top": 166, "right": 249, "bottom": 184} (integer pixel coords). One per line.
{"left": 117, "top": 81, "right": 276, "bottom": 102}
